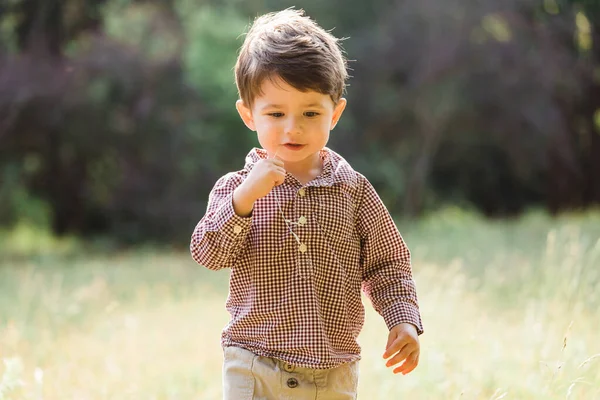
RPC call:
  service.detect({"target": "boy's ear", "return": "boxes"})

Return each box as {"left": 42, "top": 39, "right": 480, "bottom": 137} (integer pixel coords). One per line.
{"left": 330, "top": 98, "right": 347, "bottom": 130}
{"left": 236, "top": 100, "right": 256, "bottom": 131}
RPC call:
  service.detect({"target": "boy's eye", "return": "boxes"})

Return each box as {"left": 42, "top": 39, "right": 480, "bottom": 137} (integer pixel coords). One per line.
{"left": 268, "top": 112, "right": 284, "bottom": 118}
{"left": 304, "top": 111, "right": 320, "bottom": 117}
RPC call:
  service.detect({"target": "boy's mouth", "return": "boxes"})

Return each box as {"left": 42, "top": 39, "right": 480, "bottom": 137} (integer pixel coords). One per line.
{"left": 283, "top": 143, "right": 306, "bottom": 151}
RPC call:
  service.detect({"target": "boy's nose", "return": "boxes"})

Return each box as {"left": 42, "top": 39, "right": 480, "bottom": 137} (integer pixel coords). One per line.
{"left": 285, "top": 117, "right": 303, "bottom": 135}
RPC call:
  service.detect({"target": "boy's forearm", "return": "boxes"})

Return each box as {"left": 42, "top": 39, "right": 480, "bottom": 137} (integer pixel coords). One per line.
{"left": 233, "top": 184, "right": 256, "bottom": 217}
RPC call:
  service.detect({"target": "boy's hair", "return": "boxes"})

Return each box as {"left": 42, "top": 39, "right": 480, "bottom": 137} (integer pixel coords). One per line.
{"left": 235, "top": 8, "right": 348, "bottom": 107}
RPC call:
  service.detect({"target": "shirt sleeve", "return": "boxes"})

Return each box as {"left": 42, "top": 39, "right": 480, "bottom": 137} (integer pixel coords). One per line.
{"left": 357, "top": 176, "right": 424, "bottom": 334}
{"left": 190, "top": 172, "right": 252, "bottom": 270}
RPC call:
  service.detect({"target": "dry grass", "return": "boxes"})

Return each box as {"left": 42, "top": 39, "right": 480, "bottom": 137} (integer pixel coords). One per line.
{"left": 1, "top": 210, "right": 599, "bottom": 399}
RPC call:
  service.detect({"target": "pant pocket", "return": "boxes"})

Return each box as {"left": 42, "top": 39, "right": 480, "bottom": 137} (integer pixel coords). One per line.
{"left": 326, "top": 361, "right": 359, "bottom": 399}
{"left": 251, "top": 354, "right": 283, "bottom": 399}
{"left": 222, "top": 346, "right": 256, "bottom": 400}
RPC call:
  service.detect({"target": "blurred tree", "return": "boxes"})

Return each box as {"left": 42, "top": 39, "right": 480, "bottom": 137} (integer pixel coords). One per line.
{"left": 346, "top": 0, "right": 598, "bottom": 217}
{"left": 570, "top": 0, "right": 600, "bottom": 208}
{"left": 0, "top": 0, "right": 249, "bottom": 241}
{"left": 0, "top": 0, "right": 108, "bottom": 233}
{"left": 0, "top": 0, "right": 598, "bottom": 243}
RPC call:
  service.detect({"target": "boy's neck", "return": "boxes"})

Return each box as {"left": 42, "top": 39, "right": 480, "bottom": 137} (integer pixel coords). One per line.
{"left": 283, "top": 154, "right": 323, "bottom": 185}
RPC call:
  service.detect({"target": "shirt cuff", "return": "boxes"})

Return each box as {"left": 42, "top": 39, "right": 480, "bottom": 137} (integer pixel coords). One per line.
{"left": 213, "top": 192, "right": 252, "bottom": 249}
{"left": 381, "top": 302, "right": 424, "bottom": 335}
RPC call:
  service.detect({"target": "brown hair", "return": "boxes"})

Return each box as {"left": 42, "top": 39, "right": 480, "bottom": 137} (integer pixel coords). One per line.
{"left": 235, "top": 8, "right": 348, "bottom": 107}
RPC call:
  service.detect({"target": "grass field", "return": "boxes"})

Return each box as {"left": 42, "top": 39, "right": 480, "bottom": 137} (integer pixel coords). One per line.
{"left": 1, "top": 210, "right": 599, "bottom": 399}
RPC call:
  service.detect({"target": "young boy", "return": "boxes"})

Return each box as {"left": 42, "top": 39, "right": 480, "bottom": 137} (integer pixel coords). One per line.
{"left": 190, "top": 8, "right": 423, "bottom": 400}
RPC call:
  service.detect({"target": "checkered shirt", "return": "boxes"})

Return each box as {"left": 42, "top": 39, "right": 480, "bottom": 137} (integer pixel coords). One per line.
{"left": 190, "top": 147, "right": 423, "bottom": 369}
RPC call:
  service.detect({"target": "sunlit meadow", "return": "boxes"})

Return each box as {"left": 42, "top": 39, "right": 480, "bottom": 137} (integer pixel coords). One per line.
{"left": 1, "top": 210, "right": 599, "bottom": 399}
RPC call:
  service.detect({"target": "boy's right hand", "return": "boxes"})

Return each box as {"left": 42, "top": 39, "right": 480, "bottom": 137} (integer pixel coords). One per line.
{"left": 233, "top": 158, "right": 286, "bottom": 216}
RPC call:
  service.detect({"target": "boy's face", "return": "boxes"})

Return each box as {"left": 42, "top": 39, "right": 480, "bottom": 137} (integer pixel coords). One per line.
{"left": 236, "top": 76, "right": 346, "bottom": 172}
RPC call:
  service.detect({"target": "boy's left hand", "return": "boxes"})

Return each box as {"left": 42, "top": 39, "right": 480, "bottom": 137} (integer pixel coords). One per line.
{"left": 382, "top": 323, "right": 420, "bottom": 375}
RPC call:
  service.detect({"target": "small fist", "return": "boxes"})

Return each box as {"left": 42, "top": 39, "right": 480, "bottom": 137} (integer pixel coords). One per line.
{"left": 242, "top": 158, "right": 286, "bottom": 201}
{"left": 232, "top": 157, "right": 286, "bottom": 217}
{"left": 382, "top": 323, "right": 420, "bottom": 375}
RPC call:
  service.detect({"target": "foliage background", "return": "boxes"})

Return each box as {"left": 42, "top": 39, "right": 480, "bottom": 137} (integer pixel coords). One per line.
{"left": 1, "top": 0, "right": 599, "bottom": 244}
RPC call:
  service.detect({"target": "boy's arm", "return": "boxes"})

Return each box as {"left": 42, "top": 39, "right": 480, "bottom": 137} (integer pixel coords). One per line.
{"left": 190, "top": 173, "right": 252, "bottom": 270}
{"left": 357, "top": 176, "right": 423, "bottom": 335}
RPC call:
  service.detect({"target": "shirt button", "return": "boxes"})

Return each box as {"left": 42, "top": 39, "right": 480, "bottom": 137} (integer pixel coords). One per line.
{"left": 286, "top": 377, "right": 299, "bottom": 388}
{"left": 233, "top": 225, "right": 242, "bottom": 234}
{"left": 298, "top": 216, "right": 307, "bottom": 226}
{"left": 298, "top": 188, "right": 306, "bottom": 197}
{"left": 299, "top": 243, "right": 307, "bottom": 253}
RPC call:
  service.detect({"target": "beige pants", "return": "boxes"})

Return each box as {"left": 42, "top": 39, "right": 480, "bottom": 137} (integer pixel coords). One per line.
{"left": 222, "top": 346, "right": 359, "bottom": 400}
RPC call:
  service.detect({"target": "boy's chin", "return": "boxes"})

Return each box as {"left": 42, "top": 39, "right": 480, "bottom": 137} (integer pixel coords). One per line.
{"left": 281, "top": 152, "right": 321, "bottom": 164}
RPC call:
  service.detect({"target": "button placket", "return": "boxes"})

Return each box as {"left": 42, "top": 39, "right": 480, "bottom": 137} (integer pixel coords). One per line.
{"left": 295, "top": 189, "right": 312, "bottom": 279}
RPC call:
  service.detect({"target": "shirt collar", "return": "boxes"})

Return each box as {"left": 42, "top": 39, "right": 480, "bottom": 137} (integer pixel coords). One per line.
{"left": 243, "top": 147, "right": 357, "bottom": 188}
